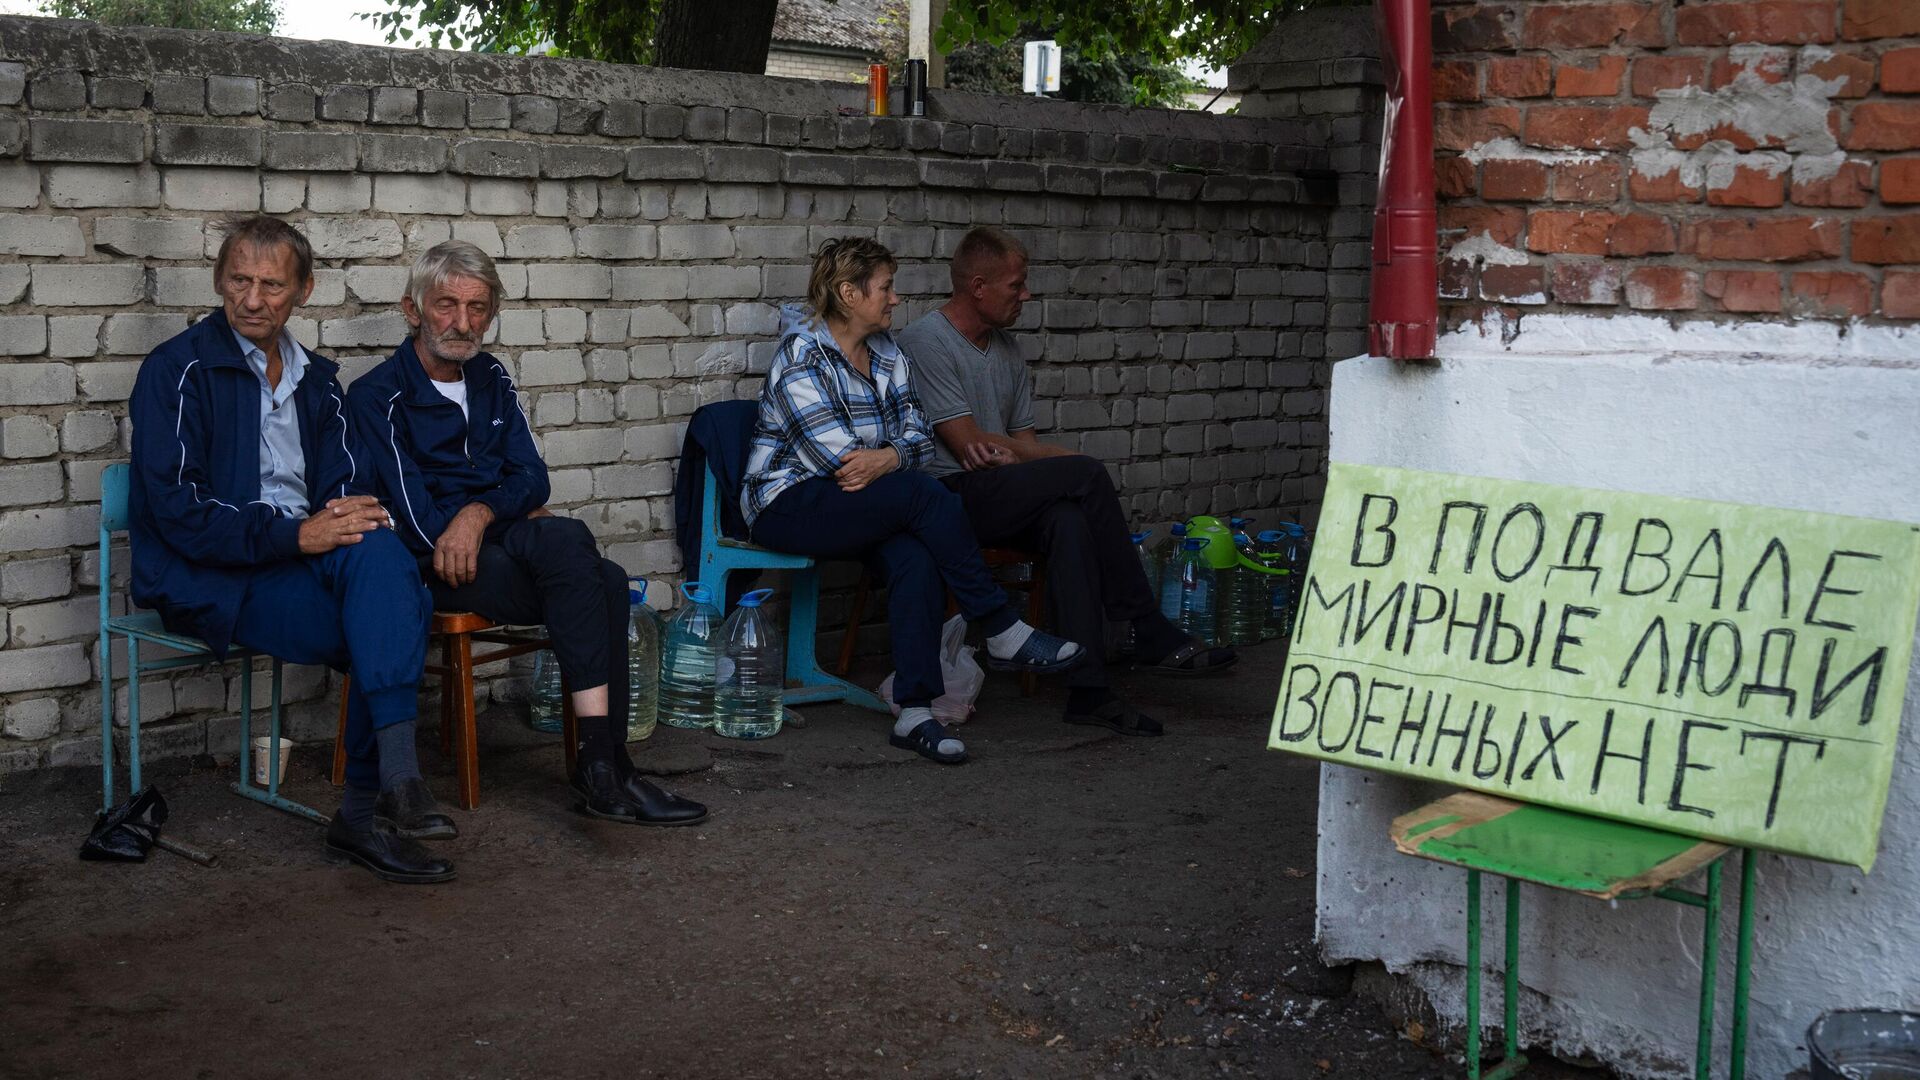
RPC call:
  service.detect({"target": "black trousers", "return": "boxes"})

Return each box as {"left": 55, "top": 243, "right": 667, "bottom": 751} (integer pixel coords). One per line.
{"left": 750, "top": 471, "right": 1016, "bottom": 709}
{"left": 428, "top": 516, "right": 630, "bottom": 727}
{"left": 942, "top": 455, "right": 1160, "bottom": 689}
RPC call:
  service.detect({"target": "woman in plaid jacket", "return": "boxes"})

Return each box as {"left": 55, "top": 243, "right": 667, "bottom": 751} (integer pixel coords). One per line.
{"left": 743, "top": 238, "right": 1087, "bottom": 764}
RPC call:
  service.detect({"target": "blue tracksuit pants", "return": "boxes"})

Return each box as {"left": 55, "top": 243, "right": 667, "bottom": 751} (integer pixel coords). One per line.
{"left": 749, "top": 471, "right": 1017, "bottom": 709}
{"left": 228, "top": 528, "right": 431, "bottom": 791}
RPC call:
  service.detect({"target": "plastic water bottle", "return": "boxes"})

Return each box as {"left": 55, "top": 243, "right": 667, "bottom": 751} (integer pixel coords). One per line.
{"left": 1156, "top": 523, "right": 1190, "bottom": 621}
{"left": 528, "top": 648, "right": 564, "bottom": 733}
{"left": 1281, "top": 524, "right": 1312, "bottom": 631}
{"left": 658, "top": 582, "right": 722, "bottom": 730}
{"left": 1255, "top": 529, "right": 1293, "bottom": 640}
{"left": 1223, "top": 535, "right": 1265, "bottom": 646}
{"left": 713, "top": 588, "right": 785, "bottom": 740}
{"left": 1173, "top": 537, "right": 1217, "bottom": 645}
{"left": 627, "top": 580, "right": 660, "bottom": 741}
{"left": 1135, "top": 530, "right": 1159, "bottom": 598}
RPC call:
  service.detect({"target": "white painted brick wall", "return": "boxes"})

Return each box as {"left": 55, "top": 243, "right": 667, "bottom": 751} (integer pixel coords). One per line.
{"left": 0, "top": 18, "right": 1336, "bottom": 774}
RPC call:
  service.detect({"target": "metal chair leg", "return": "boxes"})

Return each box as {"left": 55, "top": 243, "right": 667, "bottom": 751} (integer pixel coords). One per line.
{"left": 127, "top": 637, "right": 143, "bottom": 794}
{"left": 1695, "top": 860, "right": 1724, "bottom": 1080}
{"left": 1730, "top": 849, "right": 1756, "bottom": 1080}
{"left": 1467, "top": 869, "right": 1482, "bottom": 1079}
{"left": 99, "top": 629, "right": 116, "bottom": 813}
{"left": 266, "top": 659, "right": 284, "bottom": 796}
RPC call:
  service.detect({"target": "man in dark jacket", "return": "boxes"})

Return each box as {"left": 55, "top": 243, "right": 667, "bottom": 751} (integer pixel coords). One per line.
{"left": 347, "top": 240, "right": 706, "bottom": 827}
{"left": 128, "top": 216, "right": 455, "bottom": 885}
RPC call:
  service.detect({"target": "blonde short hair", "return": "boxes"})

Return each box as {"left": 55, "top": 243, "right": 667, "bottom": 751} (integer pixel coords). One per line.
{"left": 807, "top": 236, "right": 897, "bottom": 321}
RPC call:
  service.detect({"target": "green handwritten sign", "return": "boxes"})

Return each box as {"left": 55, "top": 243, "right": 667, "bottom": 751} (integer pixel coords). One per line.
{"left": 1269, "top": 463, "right": 1920, "bottom": 870}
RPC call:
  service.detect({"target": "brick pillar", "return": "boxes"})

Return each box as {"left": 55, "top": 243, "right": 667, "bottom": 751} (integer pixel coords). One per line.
{"left": 1229, "top": 8, "right": 1385, "bottom": 363}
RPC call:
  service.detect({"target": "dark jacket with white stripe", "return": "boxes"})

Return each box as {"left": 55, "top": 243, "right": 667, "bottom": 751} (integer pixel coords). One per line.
{"left": 345, "top": 338, "right": 549, "bottom": 558}
{"left": 127, "top": 308, "right": 368, "bottom": 656}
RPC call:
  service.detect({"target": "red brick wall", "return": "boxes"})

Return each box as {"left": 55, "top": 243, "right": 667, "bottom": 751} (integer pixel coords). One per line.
{"left": 1432, "top": 0, "right": 1920, "bottom": 324}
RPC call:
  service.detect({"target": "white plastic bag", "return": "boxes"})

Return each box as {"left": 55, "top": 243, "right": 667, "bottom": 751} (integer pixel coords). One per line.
{"left": 877, "top": 614, "right": 984, "bottom": 724}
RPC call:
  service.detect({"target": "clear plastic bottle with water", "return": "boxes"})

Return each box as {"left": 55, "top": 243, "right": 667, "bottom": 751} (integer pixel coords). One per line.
{"left": 658, "top": 582, "right": 722, "bottom": 730}
{"left": 1281, "top": 524, "right": 1312, "bottom": 631}
{"left": 1172, "top": 537, "right": 1218, "bottom": 645}
{"left": 529, "top": 648, "right": 564, "bottom": 733}
{"left": 627, "top": 580, "right": 661, "bottom": 741}
{"left": 1135, "top": 530, "right": 1159, "bottom": 598}
{"left": 1156, "top": 523, "right": 1190, "bottom": 621}
{"left": 712, "top": 588, "right": 785, "bottom": 740}
{"left": 1222, "top": 532, "right": 1266, "bottom": 646}
{"left": 1255, "top": 529, "right": 1293, "bottom": 640}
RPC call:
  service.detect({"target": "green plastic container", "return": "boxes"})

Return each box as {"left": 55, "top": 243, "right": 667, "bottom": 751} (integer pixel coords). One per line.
{"left": 1185, "top": 515, "right": 1240, "bottom": 570}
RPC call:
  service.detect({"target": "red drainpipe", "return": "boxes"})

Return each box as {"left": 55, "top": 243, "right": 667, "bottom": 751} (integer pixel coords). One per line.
{"left": 1369, "top": 0, "right": 1438, "bottom": 360}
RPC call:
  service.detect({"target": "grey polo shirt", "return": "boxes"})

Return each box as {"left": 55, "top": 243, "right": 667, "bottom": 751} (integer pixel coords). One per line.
{"left": 895, "top": 310, "right": 1034, "bottom": 478}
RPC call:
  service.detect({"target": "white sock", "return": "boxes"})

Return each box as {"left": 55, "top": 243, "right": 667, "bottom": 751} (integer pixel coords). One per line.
{"left": 894, "top": 706, "right": 963, "bottom": 757}
{"left": 985, "top": 620, "right": 1080, "bottom": 663}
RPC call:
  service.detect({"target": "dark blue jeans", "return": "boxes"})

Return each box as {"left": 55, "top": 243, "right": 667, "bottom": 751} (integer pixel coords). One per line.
{"left": 229, "top": 528, "right": 431, "bottom": 791}
{"left": 750, "top": 471, "right": 1016, "bottom": 709}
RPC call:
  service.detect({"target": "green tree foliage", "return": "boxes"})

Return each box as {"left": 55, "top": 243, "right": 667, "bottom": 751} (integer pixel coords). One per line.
{"left": 943, "top": 29, "right": 1192, "bottom": 109}
{"left": 39, "top": 0, "right": 280, "bottom": 34}
{"left": 937, "top": 0, "right": 1365, "bottom": 82}
{"left": 363, "top": 0, "right": 654, "bottom": 62}
{"left": 364, "top": 0, "right": 776, "bottom": 72}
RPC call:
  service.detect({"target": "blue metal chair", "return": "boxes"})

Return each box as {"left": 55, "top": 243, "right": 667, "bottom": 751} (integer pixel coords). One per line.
{"left": 692, "top": 463, "right": 886, "bottom": 713}
{"left": 96, "top": 463, "right": 324, "bottom": 824}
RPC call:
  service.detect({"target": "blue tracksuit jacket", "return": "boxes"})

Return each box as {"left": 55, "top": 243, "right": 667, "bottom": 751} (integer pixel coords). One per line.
{"left": 127, "top": 308, "right": 369, "bottom": 656}
{"left": 345, "top": 338, "right": 549, "bottom": 556}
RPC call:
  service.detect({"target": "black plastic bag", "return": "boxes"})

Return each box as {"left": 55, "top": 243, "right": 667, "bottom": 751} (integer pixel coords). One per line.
{"left": 80, "top": 785, "right": 169, "bottom": 862}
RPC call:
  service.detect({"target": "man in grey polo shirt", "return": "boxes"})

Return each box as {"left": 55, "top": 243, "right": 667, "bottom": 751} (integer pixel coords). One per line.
{"left": 896, "top": 227, "right": 1237, "bottom": 736}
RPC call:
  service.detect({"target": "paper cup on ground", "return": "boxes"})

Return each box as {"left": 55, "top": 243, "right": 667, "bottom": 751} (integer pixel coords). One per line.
{"left": 251, "top": 737, "right": 293, "bottom": 786}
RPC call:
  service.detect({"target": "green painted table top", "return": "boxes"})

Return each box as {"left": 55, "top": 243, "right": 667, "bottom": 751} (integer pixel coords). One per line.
{"left": 1392, "top": 792, "right": 1731, "bottom": 899}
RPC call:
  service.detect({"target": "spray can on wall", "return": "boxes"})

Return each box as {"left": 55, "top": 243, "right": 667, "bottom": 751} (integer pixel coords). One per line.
{"left": 868, "top": 63, "right": 890, "bottom": 116}
{"left": 904, "top": 58, "right": 927, "bottom": 116}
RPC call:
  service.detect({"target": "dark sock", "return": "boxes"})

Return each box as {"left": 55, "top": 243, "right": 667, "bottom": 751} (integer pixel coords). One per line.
{"left": 1132, "top": 614, "right": 1188, "bottom": 662}
{"left": 375, "top": 721, "right": 421, "bottom": 792}
{"left": 1066, "top": 686, "right": 1116, "bottom": 717}
{"left": 574, "top": 715, "right": 629, "bottom": 773}
{"left": 338, "top": 785, "right": 377, "bottom": 832}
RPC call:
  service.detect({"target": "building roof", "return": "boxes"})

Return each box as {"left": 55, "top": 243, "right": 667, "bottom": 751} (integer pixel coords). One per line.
{"left": 771, "top": 0, "right": 904, "bottom": 56}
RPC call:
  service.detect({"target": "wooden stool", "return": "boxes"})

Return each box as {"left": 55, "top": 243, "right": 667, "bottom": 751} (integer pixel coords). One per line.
{"left": 837, "top": 547, "right": 1047, "bottom": 697}
{"left": 331, "top": 612, "right": 576, "bottom": 811}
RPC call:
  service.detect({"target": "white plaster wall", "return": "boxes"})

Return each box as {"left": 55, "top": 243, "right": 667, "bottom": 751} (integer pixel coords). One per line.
{"left": 1316, "top": 313, "right": 1920, "bottom": 1079}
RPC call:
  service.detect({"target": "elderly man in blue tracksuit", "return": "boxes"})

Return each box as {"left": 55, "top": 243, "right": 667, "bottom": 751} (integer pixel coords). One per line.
{"left": 347, "top": 240, "right": 706, "bottom": 827}
{"left": 128, "top": 215, "right": 454, "bottom": 885}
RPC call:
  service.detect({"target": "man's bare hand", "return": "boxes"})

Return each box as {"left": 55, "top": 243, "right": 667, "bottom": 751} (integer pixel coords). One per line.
{"left": 526, "top": 505, "right": 554, "bottom": 519}
{"left": 297, "top": 495, "right": 388, "bottom": 555}
{"left": 960, "top": 441, "right": 1016, "bottom": 471}
{"left": 834, "top": 447, "right": 899, "bottom": 493}
{"left": 433, "top": 503, "right": 494, "bottom": 587}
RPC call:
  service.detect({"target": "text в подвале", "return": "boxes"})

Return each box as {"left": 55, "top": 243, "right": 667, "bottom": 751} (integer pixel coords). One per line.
{"left": 1269, "top": 463, "right": 1920, "bottom": 870}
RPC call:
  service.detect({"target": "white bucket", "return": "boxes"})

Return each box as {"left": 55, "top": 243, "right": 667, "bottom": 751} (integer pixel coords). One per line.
{"left": 251, "top": 736, "right": 294, "bottom": 786}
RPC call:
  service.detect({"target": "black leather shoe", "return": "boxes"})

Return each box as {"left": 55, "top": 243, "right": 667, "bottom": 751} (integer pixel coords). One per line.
{"left": 325, "top": 817, "right": 456, "bottom": 884}
{"left": 373, "top": 777, "right": 458, "bottom": 840}
{"left": 570, "top": 759, "right": 709, "bottom": 826}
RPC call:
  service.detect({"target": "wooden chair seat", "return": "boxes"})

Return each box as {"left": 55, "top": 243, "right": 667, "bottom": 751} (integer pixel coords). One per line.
{"left": 836, "top": 546, "right": 1048, "bottom": 697}
{"left": 331, "top": 611, "right": 576, "bottom": 811}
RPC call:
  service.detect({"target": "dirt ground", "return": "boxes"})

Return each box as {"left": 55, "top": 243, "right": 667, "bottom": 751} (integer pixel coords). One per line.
{"left": 0, "top": 643, "right": 1608, "bottom": 1080}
